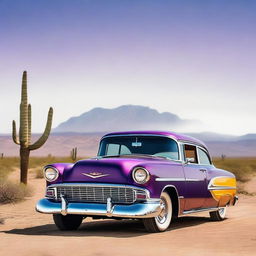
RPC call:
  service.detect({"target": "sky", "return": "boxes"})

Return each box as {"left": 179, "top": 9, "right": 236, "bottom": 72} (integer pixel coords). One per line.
{"left": 0, "top": 0, "right": 255, "bottom": 135}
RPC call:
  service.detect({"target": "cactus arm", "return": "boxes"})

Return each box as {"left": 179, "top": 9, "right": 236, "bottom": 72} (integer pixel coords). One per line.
{"left": 28, "top": 104, "right": 31, "bottom": 145}
{"left": 12, "top": 120, "right": 20, "bottom": 145}
{"left": 29, "top": 107, "right": 53, "bottom": 150}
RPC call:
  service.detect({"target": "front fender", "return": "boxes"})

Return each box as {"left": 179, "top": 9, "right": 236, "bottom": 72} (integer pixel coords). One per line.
{"left": 45, "top": 163, "right": 74, "bottom": 185}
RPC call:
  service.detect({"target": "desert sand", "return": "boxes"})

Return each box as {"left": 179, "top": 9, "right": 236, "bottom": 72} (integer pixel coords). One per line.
{"left": 0, "top": 171, "right": 256, "bottom": 256}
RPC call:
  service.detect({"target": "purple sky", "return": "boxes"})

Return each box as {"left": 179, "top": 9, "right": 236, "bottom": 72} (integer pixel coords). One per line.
{"left": 0, "top": 0, "right": 255, "bottom": 135}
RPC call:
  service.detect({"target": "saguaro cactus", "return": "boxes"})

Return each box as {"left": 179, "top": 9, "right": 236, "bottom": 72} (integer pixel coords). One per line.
{"left": 70, "top": 147, "right": 77, "bottom": 162}
{"left": 12, "top": 71, "right": 53, "bottom": 184}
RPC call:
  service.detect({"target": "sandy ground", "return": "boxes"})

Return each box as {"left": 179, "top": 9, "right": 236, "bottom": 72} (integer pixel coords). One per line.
{"left": 0, "top": 171, "right": 256, "bottom": 256}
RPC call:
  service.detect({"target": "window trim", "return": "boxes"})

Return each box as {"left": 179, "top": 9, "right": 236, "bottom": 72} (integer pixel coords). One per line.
{"left": 98, "top": 134, "right": 181, "bottom": 162}
{"left": 196, "top": 147, "right": 212, "bottom": 165}
{"left": 180, "top": 142, "right": 212, "bottom": 166}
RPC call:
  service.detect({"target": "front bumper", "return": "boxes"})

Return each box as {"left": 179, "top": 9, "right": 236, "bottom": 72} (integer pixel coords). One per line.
{"left": 36, "top": 197, "right": 161, "bottom": 219}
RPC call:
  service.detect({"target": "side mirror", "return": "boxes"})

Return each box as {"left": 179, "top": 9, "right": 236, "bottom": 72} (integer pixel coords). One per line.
{"left": 185, "top": 157, "right": 195, "bottom": 164}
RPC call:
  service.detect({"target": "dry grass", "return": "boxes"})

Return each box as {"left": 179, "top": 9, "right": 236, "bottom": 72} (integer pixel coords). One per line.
{"left": 213, "top": 157, "right": 256, "bottom": 182}
{"left": 0, "top": 157, "right": 19, "bottom": 180}
{"left": 0, "top": 180, "right": 33, "bottom": 204}
{"left": 34, "top": 167, "right": 44, "bottom": 179}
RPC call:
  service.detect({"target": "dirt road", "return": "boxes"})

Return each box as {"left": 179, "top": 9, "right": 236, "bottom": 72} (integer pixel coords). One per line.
{"left": 0, "top": 173, "right": 256, "bottom": 256}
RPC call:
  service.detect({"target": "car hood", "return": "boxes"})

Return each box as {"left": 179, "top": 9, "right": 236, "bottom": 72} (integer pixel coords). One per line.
{"left": 62, "top": 156, "right": 169, "bottom": 184}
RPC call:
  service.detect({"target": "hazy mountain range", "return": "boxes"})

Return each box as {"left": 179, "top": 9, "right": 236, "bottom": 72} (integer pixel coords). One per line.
{"left": 0, "top": 105, "right": 255, "bottom": 157}
{"left": 54, "top": 105, "right": 200, "bottom": 133}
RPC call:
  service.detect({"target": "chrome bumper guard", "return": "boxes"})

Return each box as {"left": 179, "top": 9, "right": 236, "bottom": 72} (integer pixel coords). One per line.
{"left": 36, "top": 195, "right": 161, "bottom": 218}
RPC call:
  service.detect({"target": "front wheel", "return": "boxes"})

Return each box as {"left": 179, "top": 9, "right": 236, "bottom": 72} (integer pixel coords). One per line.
{"left": 53, "top": 214, "right": 84, "bottom": 230}
{"left": 209, "top": 207, "right": 227, "bottom": 221}
{"left": 142, "top": 192, "right": 172, "bottom": 232}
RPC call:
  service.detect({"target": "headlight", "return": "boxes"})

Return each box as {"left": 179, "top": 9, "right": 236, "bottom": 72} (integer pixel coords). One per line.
{"left": 44, "top": 167, "right": 59, "bottom": 182}
{"left": 132, "top": 167, "right": 150, "bottom": 184}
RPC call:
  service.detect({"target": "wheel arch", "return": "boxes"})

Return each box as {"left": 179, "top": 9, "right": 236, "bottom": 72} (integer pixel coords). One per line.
{"left": 162, "top": 185, "right": 179, "bottom": 218}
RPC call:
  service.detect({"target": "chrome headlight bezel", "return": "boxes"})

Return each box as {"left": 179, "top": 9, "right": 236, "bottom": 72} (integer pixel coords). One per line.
{"left": 43, "top": 167, "right": 59, "bottom": 182}
{"left": 132, "top": 167, "right": 150, "bottom": 184}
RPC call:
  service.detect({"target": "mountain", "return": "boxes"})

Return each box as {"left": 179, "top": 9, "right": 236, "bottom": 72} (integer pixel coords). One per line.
{"left": 237, "top": 134, "right": 256, "bottom": 141}
{"left": 186, "top": 132, "right": 238, "bottom": 142}
{"left": 54, "top": 105, "right": 200, "bottom": 133}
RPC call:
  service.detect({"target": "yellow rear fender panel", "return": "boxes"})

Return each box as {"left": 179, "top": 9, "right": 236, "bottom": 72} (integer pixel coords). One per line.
{"left": 208, "top": 176, "right": 237, "bottom": 206}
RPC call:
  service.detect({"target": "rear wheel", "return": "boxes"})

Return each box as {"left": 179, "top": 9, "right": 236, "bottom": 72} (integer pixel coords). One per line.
{"left": 53, "top": 214, "right": 84, "bottom": 230}
{"left": 209, "top": 207, "right": 227, "bottom": 221}
{"left": 143, "top": 192, "right": 172, "bottom": 232}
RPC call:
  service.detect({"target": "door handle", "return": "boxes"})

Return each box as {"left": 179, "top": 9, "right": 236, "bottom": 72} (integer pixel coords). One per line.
{"left": 199, "top": 169, "right": 207, "bottom": 172}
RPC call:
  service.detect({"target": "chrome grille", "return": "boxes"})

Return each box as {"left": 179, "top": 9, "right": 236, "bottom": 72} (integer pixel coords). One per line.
{"left": 51, "top": 185, "right": 142, "bottom": 204}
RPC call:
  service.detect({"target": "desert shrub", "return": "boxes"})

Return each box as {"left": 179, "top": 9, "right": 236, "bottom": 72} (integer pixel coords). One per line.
{"left": 34, "top": 167, "right": 44, "bottom": 179}
{"left": 213, "top": 157, "right": 256, "bottom": 183}
{"left": 0, "top": 218, "right": 4, "bottom": 224}
{"left": 0, "top": 180, "right": 33, "bottom": 204}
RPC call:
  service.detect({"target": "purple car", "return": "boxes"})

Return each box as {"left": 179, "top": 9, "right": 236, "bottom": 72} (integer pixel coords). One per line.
{"left": 36, "top": 131, "right": 238, "bottom": 232}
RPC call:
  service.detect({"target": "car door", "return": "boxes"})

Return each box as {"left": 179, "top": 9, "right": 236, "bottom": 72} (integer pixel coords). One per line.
{"left": 182, "top": 144, "right": 208, "bottom": 210}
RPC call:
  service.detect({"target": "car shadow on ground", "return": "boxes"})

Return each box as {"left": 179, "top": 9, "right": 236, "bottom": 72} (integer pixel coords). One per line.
{"left": 2, "top": 216, "right": 211, "bottom": 238}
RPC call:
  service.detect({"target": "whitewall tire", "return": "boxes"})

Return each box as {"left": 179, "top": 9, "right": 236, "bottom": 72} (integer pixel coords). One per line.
{"left": 209, "top": 207, "right": 227, "bottom": 221}
{"left": 143, "top": 192, "right": 172, "bottom": 232}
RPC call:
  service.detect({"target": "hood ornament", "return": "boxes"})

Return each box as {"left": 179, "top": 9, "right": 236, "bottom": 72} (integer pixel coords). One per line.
{"left": 82, "top": 172, "right": 110, "bottom": 179}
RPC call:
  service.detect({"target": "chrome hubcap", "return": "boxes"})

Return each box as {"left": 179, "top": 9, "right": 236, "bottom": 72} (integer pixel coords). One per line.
{"left": 218, "top": 207, "right": 226, "bottom": 217}
{"left": 156, "top": 198, "right": 168, "bottom": 224}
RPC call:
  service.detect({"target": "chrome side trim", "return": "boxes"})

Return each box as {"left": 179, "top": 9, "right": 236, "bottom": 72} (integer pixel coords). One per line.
{"left": 155, "top": 178, "right": 200, "bottom": 182}
{"left": 182, "top": 207, "right": 219, "bottom": 215}
{"left": 156, "top": 178, "right": 184, "bottom": 182}
{"left": 208, "top": 186, "right": 237, "bottom": 190}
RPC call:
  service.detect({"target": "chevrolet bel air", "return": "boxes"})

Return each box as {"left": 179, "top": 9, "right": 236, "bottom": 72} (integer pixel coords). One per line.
{"left": 36, "top": 131, "right": 238, "bottom": 232}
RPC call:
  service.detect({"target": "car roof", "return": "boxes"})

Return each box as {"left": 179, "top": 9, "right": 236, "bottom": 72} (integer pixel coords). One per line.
{"left": 102, "top": 130, "right": 207, "bottom": 149}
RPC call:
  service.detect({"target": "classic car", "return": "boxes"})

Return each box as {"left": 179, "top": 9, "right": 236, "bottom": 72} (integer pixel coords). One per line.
{"left": 36, "top": 131, "right": 238, "bottom": 232}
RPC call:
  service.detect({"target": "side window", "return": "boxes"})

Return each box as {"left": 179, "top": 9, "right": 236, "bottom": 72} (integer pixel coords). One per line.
{"left": 106, "top": 144, "right": 131, "bottom": 156}
{"left": 120, "top": 145, "right": 131, "bottom": 155}
{"left": 106, "top": 144, "right": 120, "bottom": 156}
{"left": 198, "top": 148, "right": 211, "bottom": 165}
{"left": 184, "top": 144, "right": 198, "bottom": 164}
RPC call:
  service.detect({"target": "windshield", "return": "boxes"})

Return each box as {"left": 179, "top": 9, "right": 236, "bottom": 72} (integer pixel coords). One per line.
{"left": 98, "top": 136, "right": 179, "bottom": 160}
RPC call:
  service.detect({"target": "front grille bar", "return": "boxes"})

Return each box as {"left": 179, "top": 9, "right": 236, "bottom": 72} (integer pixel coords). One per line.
{"left": 46, "top": 183, "right": 148, "bottom": 205}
